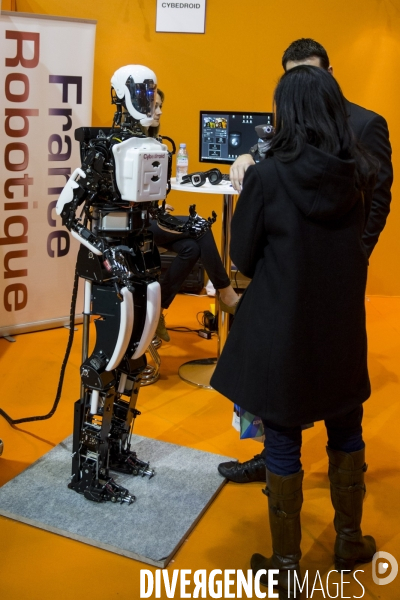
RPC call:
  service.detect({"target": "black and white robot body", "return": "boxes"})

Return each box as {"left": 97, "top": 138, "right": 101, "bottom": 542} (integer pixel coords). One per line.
{"left": 57, "top": 89, "right": 216, "bottom": 504}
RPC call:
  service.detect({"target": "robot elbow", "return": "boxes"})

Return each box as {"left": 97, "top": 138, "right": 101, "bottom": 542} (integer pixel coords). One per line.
{"left": 56, "top": 167, "right": 86, "bottom": 215}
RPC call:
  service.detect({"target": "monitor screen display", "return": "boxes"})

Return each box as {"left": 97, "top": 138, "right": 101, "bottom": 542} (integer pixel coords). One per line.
{"left": 199, "top": 110, "right": 274, "bottom": 165}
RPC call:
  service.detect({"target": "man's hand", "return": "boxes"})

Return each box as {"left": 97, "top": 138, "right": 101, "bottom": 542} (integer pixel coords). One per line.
{"left": 230, "top": 154, "right": 255, "bottom": 192}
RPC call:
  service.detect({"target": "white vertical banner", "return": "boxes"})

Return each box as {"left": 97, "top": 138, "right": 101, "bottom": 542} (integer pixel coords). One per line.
{"left": 0, "top": 12, "right": 96, "bottom": 336}
{"left": 156, "top": 0, "right": 206, "bottom": 33}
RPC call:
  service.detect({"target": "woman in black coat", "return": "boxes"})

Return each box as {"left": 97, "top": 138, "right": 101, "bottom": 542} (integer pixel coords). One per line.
{"left": 210, "top": 66, "right": 378, "bottom": 598}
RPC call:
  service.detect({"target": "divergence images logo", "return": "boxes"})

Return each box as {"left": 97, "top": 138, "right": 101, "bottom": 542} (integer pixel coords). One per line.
{"left": 372, "top": 551, "right": 398, "bottom": 585}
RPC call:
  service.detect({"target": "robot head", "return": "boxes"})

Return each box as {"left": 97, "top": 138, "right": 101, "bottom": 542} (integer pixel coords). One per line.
{"left": 111, "top": 65, "right": 157, "bottom": 127}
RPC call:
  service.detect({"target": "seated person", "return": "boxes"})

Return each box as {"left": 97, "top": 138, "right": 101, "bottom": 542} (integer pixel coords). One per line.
{"left": 146, "top": 90, "right": 239, "bottom": 341}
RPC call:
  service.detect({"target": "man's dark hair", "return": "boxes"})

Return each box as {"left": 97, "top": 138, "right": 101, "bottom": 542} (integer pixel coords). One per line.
{"left": 282, "top": 38, "right": 330, "bottom": 71}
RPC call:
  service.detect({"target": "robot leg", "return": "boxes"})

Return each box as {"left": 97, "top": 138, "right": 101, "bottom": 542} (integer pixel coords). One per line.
{"left": 69, "top": 388, "right": 135, "bottom": 504}
{"left": 107, "top": 279, "right": 160, "bottom": 477}
{"left": 108, "top": 357, "right": 155, "bottom": 477}
{"left": 68, "top": 283, "right": 137, "bottom": 504}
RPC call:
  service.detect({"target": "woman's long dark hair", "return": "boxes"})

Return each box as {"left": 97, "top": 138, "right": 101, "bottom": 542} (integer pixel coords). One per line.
{"left": 269, "top": 65, "right": 378, "bottom": 190}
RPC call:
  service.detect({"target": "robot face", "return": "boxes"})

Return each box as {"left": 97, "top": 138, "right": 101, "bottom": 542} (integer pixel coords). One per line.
{"left": 111, "top": 65, "right": 158, "bottom": 127}
{"left": 125, "top": 76, "right": 157, "bottom": 124}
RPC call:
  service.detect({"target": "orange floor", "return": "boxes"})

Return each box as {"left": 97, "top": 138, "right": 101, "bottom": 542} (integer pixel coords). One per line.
{"left": 0, "top": 293, "right": 399, "bottom": 599}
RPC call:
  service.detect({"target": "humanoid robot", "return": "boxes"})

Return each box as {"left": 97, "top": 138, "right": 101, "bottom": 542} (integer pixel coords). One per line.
{"left": 56, "top": 65, "right": 215, "bottom": 504}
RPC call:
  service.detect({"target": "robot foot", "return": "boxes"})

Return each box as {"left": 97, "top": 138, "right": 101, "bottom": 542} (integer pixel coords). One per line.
{"left": 68, "top": 475, "right": 136, "bottom": 504}
{"left": 110, "top": 450, "right": 155, "bottom": 478}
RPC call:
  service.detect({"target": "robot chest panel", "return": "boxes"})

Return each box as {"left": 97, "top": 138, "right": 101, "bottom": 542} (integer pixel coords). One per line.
{"left": 112, "top": 137, "right": 169, "bottom": 202}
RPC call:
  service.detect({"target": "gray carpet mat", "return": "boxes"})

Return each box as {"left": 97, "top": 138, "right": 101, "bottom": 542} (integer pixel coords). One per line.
{"left": 0, "top": 435, "right": 232, "bottom": 567}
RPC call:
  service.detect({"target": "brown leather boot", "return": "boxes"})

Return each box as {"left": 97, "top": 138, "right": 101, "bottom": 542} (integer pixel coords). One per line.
{"left": 327, "top": 446, "right": 376, "bottom": 572}
{"left": 251, "top": 469, "right": 303, "bottom": 599}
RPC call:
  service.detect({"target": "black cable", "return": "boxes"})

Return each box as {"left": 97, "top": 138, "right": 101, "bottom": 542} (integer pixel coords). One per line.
{"left": 166, "top": 325, "right": 217, "bottom": 338}
{"left": 167, "top": 326, "right": 200, "bottom": 333}
{"left": 160, "top": 136, "right": 176, "bottom": 155}
{"left": 165, "top": 310, "right": 218, "bottom": 335}
{"left": 197, "top": 311, "right": 206, "bottom": 328}
{"left": 0, "top": 264, "right": 80, "bottom": 426}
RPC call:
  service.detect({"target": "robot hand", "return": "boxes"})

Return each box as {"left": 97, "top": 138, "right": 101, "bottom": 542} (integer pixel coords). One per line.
{"left": 155, "top": 203, "right": 217, "bottom": 239}
{"left": 185, "top": 204, "right": 217, "bottom": 238}
{"left": 102, "top": 245, "right": 136, "bottom": 289}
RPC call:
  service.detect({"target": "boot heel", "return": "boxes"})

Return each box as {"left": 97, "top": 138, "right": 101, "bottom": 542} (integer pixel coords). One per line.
{"left": 334, "top": 555, "right": 356, "bottom": 572}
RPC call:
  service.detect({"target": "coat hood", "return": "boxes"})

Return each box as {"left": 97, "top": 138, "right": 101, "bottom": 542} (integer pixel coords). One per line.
{"left": 274, "top": 144, "right": 359, "bottom": 221}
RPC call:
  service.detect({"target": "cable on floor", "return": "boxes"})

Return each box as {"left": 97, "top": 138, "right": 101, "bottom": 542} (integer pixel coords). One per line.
{"left": 0, "top": 264, "right": 80, "bottom": 426}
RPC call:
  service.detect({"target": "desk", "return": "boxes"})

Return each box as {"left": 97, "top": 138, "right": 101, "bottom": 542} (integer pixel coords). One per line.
{"left": 170, "top": 177, "right": 239, "bottom": 388}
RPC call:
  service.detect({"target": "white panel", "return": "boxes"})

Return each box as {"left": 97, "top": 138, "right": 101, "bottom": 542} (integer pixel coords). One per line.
{"left": 106, "top": 287, "right": 134, "bottom": 372}
{"left": 90, "top": 390, "right": 100, "bottom": 414}
{"left": 131, "top": 282, "right": 161, "bottom": 360}
{"left": 156, "top": 0, "right": 206, "bottom": 33}
{"left": 112, "top": 137, "right": 168, "bottom": 202}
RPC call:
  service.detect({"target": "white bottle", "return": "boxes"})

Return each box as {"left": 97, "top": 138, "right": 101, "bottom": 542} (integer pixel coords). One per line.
{"left": 176, "top": 143, "right": 189, "bottom": 183}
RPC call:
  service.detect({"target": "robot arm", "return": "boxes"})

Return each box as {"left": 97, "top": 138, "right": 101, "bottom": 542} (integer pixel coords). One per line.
{"left": 56, "top": 151, "right": 109, "bottom": 256}
{"left": 153, "top": 202, "right": 217, "bottom": 239}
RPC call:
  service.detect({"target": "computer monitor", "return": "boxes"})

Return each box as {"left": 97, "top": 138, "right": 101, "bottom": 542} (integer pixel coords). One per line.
{"left": 199, "top": 110, "right": 274, "bottom": 165}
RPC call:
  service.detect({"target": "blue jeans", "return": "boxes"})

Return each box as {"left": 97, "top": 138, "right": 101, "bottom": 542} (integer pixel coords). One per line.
{"left": 262, "top": 405, "right": 364, "bottom": 476}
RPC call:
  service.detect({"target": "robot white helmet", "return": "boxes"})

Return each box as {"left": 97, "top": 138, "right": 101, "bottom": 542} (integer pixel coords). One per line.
{"left": 111, "top": 65, "right": 157, "bottom": 127}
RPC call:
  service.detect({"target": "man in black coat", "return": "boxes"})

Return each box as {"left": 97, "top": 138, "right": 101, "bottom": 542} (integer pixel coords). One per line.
{"left": 219, "top": 38, "right": 393, "bottom": 484}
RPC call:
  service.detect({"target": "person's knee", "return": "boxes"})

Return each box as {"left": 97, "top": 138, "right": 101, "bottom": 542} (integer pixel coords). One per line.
{"left": 178, "top": 240, "right": 200, "bottom": 261}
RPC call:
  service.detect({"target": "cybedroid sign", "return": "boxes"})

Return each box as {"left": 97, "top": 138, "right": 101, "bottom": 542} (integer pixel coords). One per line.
{"left": 156, "top": 0, "right": 206, "bottom": 33}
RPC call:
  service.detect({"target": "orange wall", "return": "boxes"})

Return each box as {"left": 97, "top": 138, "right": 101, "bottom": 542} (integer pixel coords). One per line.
{"left": 8, "top": 0, "right": 400, "bottom": 295}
